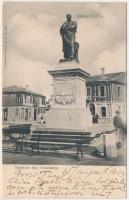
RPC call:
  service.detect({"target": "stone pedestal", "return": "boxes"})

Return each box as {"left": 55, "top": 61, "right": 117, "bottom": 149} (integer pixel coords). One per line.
{"left": 104, "top": 133, "right": 117, "bottom": 158}
{"left": 45, "top": 62, "right": 92, "bottom": 130}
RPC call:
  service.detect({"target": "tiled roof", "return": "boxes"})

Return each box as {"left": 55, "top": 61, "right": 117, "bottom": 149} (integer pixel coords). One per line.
{"left": 87, "top": 72, "right": 126, "bottom": 83}
{"left": 3, "top": 85, "right": 45, "bottom": 97}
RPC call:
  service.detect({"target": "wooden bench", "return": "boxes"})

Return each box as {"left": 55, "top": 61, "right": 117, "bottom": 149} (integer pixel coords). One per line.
{"left": 14, "top": 128, "right": 117, "bottom": 158}
{"left": 15, "top": 130, "right": 91, "bottom": 154}
{"left": 3, "top": 124, "right": 32, "bottom": 142}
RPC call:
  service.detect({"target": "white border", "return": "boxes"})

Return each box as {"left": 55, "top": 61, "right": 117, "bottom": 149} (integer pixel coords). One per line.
{"left": 0, "top": 1, "right": 128, "bottom": 200}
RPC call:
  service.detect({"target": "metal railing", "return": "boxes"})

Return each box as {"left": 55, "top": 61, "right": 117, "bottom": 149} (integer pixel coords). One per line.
{"left": 93, "top": 96, "right": 106, "bottom": 102}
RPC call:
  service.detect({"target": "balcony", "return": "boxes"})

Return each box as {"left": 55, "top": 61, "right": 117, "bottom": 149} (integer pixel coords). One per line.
{"left": 93, "top": 96, "right": 106, "bottom": 102}
{"left": 33, "top": 101, "right": 39, "bottom": 106}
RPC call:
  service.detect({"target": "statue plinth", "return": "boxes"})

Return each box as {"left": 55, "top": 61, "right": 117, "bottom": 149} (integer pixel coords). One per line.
{"left": 59, "top": 58, "right": 79, "bottom": 63}
{"left": 45, "top": 62, "right": 92, "bottom": 130}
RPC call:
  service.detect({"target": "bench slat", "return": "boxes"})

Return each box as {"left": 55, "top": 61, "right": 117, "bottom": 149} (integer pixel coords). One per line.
{"left": 31, "top": 137, "right": 91, "bottom": 143}
{"left": 17, "top": 140, "right": 76, "bottom": 146}
{"left": 32, "top": 134, "right": 90, "bottom": 138}
{"left": 33, "top": 130, "right": 91, "bottom": 135}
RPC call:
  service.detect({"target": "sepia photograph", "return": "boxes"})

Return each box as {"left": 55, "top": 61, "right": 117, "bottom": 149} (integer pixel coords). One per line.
{"left": 2, "top": 2, "right": 127, "bottom": 167}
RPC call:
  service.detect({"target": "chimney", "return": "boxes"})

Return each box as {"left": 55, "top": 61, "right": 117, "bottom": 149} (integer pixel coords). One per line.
{"left": 101, "top": 67, "right": 105, "bottom": 74}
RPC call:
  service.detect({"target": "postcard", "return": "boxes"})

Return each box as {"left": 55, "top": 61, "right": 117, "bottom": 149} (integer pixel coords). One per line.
{"left": 1, "top": 1, "right": 127, "bottom": 199}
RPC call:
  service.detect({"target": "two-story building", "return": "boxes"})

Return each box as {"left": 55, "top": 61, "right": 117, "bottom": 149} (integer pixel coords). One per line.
{"left": 3, "top": 85, "right": 46, "bottom": 123}
{"left": 86, "top": 72, "right": 126, "bottom": 123}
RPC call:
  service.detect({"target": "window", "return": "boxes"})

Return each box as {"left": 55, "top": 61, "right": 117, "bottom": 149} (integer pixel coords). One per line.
{"left": 28, "top": 96, "right": 30, "bottom": 104}
{"left": 42, "top": 97, "right": 45, "bottom": 105}
{"left": 41, "top": 108, "right": 44, "bottom": 113}
{"left": 41, "top": 108, "right": 45, "bottom": 113}
{"left": 93, "top": 87, "right": 95, "bottom": 96}
{"left": 101, "top": 107, "right": 106, "bottom": 117}
{"left": 24, "top": 95, "right": 27, "bottom": 103}
{"left": 30, "top": 96, "right": 33, "bottom": 104}
{"left": 96, "top": 86, "right": 98, "bottom": 96}
{"left": 100, "top": 86, "right": 105, "bottom": 96}
{"left": 16, "top": 95, "right": 22, "bottom": 103}
{"left": 89, "top": 103, "right": 95, "bottom": 115}
{"left": 29, "top": 111, "right": 31, "bottom": 118}
{"left": 25, "top": 109, "right": 28, "bottom": 120}
{"left": 21, "top": 108, "right": 24, "bottom": 119}
{"left": 28, "top": 108, "right": 31, "bottom": 118}
{"left": 33, "top": 96, "right": 35, "bottom": 104}
{"left": 118, "top": 86, "right": 120, "bottom": 97}
{"left": 3, "top": 108, "right": 8, "bottom": 121}
{"left": 87, "top": 87, "right": 91, "bottom": 96}
{"left": 38, "top": 108, "right": 40, "bottom": 114}
{"left": 33, "top": 97, "right": 38, "bottom": 105}
{"left": 15, "top": 108, "right": 19, "bottom": 116}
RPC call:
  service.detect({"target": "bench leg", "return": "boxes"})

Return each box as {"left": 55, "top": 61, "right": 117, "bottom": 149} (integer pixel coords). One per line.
{"left": 76, "top": 148, "right": 79, "bottom": 156}
{"left": 21, "top": 145, "right": 23, "bottom": 153}
{"left": 15, "top": 143, "right": 24, "bottom": 153}
{"left": 37, "top": 145, "right": 40, "bottom": 155}
{"left": 31, "top": 146, "right": 34, "bottom": 155}
{"left": 81, "top": 150, "right": 83, "bottom": 158}
{"left": 15, "top": 144, "right": 18, "bottom": 153}
{"left": 76, "top": 145, "right": 83, "bottom": 158}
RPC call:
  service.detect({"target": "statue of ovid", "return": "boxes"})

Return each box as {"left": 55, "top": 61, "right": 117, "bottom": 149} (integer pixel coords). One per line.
{"left": 60, "top": 14, "right": 79, "bottom": 62}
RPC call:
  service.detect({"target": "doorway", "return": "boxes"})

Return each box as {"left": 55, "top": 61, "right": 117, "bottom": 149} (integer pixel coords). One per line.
{"left": 89, "top": 103, "right": 95, "bottom": 115}
{"left": 34, "top": 108, "right": 37, "bottom": 121}
{"left": 3, "top": 108, "right": 8, "bottom": 121}
{"left": 25, "top": 109, "right": 28, "bottom": 120}
{"left": 101, "top": 106, "right": 106, "bottom": 117}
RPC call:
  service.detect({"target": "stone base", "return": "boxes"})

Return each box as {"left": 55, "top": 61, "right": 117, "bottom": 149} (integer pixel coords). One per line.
{"left": 104, "top": 133, "right": 117, "bottom": 158}
{"left": 59, "top": 58, "right": 79, "bottom": 63}
{"left": 45, "top": 108, "right": 92, "bottom": 130}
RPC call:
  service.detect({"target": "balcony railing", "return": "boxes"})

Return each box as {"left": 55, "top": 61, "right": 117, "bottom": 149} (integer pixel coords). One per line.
{"left": 93, "top": 96, "right": 106, "bottom": 102}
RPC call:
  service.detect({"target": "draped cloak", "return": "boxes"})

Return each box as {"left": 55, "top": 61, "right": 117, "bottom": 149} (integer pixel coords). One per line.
{"left": 60, "top": 20, "right": 77, "bottom": 59}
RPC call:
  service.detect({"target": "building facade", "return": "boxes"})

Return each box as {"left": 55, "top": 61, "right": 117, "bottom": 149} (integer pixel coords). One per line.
{"left": 3, "top": 86, "right": 46, "bottom": 123}
{"left": 3, "top": 72, "right": 126, "bottom": 125}
{"left": 86, "top": 72, "right": 126, "bottom": 123}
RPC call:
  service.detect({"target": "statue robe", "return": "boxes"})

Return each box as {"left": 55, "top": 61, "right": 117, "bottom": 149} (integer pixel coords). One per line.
{"left": 60, "top": 20, "right": 77, "bottom": 59}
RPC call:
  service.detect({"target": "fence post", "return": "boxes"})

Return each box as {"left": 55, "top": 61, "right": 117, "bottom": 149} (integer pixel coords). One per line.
{"left": 104, "top": 131, "right": 117, "bottom": 158}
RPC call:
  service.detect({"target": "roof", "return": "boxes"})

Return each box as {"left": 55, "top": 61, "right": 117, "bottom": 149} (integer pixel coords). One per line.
{"left": 87, "top": 72, "right": 126, "bottom": 84}
{"left": 3, "top": 85, "right": 45, "bottom": 97}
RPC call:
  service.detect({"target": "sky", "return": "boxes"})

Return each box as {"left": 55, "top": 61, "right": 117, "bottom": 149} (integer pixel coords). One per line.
{"left": 3, "top": 2, "right": 126, "bottom": 98}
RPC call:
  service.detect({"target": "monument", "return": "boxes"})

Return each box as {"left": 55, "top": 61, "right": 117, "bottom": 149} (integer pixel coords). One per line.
{"left": 59, "top": 14, "right": 79, "bottom": 62}
{"left": 36, "top": 14, "right": 117, "bottom": 158}
{"left": 45, "top": 14, "right": 92, "bottom": 130}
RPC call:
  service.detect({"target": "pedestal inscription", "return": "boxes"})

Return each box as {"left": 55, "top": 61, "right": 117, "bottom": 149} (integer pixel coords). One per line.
{"left": 54, "top": 78, "right": 76, "bottom": 105}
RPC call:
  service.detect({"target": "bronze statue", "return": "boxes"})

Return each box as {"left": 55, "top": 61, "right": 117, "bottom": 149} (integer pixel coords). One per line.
{"left": 60, "top": 14, "right": 79, "bottom": 62}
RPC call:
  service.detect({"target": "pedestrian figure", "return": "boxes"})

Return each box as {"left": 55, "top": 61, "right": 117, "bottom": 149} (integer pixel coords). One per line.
{"left": 93, "top": 113, "right": 99, "bottom": 123}
{"left": 40, "top": 114, "right": 44, "bottom": 124}
{"left": 113, "top": 110, "right": 123, "bottom": 147}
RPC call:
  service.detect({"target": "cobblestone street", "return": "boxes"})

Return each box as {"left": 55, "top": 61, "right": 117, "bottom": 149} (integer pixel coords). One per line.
{"left": 3, "top": 140, "right": 126, "bottom": 165}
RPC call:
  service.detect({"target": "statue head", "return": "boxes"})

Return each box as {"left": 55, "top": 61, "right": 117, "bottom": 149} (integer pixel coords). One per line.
{"left": 66, "top": 14, "right": 72, "bottom": 21}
